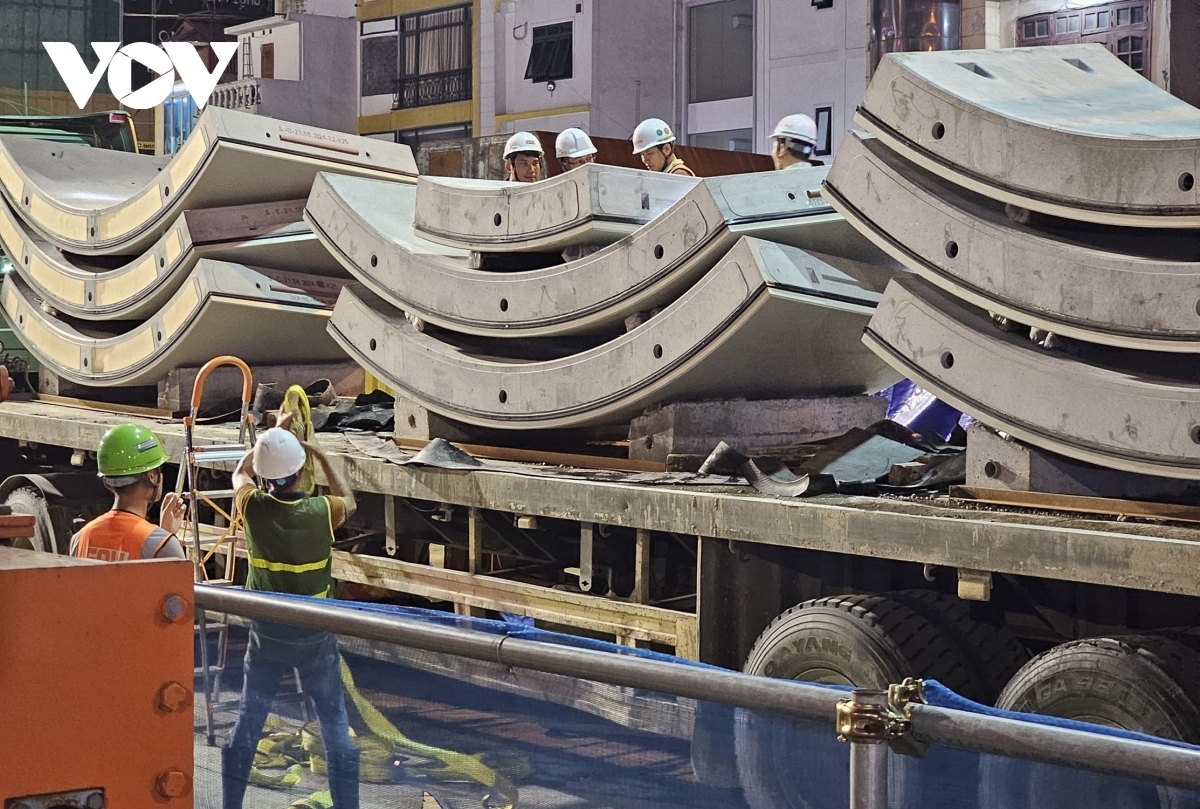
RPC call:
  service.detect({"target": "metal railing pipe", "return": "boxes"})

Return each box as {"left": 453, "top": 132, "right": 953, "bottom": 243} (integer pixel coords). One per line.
{"left": 194, "top": 584, "right": 840, "bottom": 721}
{"left": 909, "top": 703, "right": 1200, "bottom": 792}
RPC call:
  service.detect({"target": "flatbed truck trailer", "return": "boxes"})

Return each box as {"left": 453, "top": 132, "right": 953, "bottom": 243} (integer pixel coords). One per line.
{"left": 4, "top": 398, "right": 1200, "bottom": 771}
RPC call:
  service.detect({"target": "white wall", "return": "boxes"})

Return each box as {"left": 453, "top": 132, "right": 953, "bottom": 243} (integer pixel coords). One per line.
{"left": 292, "top": 0, "right": 357, "bottom": 18}
{"left": 500, "top": 0, "right": 593, "bottom": 117}
{"left": 754, "top": 0, "right": 867, "bottom": 158}
{"left": 241, "top": 20, "right": 302, "bottom": 81}
{"left": 497, "top": 110, "right": 590, "bottom": 135}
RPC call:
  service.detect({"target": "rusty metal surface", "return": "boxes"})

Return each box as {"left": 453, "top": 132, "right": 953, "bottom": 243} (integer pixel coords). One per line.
{"left": 1, "top": 259, "right": 344, "bottom": 387}
{"left": 0, "top": 106, "right": 417, "bottom": 255}
{"left": 864, "top": 274, "right": 1200, "bottom": 480}
{"left": 858, "top": 44, "right": 1200, "bottom": 226}
{"left": 825, "top": 132, "right": 1200, "bottom": 351}
{"left": 0, "top": 547, "right": 194, "bottom": 807}
{"left": 0, "top": 196, "right": 343, "bottom": 321}
{"left": 6, "top": 400, "right": 1200, "bottom": 599}
{"left": 329, "top": 237, "right": 897, "bottom": 430}
{"left": 307, "top": 167, "right": 888, "bottom": 338}
{"left": 412, "top": 164, "right": 700, "bottom": 252}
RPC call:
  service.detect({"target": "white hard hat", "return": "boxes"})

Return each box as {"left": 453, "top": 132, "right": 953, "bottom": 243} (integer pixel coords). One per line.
{"left": 503, "top": 131, "right": 544, "bottom": 159}
{"left": 631, "top": 118, "right": 676, "bottom": 155}
{"left": 555, "top": 127, "right": 597, "bottom": 159}
{"left": 771, "top": 114, "right": 818, "bottom": 147}
{"left": 254, "top": 427, "right": 306, "bottom": 481}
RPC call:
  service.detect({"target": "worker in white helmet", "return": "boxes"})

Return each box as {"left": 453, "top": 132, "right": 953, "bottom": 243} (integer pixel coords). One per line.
{"left": 769, "top": 114, "right": 822, "bottom": 170}
{"left": 555, "top": 127, "right": 598, "bottom": 172}
{"left": 631, "top": 118, "right": 695, "bottom": 177}
{"left": 503, "top": 131, "right": 544, "bottom": 183}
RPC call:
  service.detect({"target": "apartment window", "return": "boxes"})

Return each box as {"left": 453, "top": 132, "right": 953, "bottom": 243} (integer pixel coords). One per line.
{"left": 814, "top": 106, "right": 833, "bottom": 157}
{"left": 688, "top": 0, "right": 753, "bottom": 103}
{"left": 394, "top": 5, "right": 472, "bottom": 109}
{"left": 361, "top": 25, "right": 399, "bottom": 96}
{"left": 524, "top": 22, "right": 574, "bottom": 83}
{"left": 1017, "top": 1, "right": 1150, "bottom": 76}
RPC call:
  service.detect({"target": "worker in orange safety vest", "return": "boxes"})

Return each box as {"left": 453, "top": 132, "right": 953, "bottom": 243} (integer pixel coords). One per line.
{"left": 71, "top": 423, "right": 187, "bottom": 561}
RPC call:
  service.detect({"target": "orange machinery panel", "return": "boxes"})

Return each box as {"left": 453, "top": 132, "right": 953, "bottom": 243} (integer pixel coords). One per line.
{"left": 0, "top": 546, "right": 194, "bottom": 808}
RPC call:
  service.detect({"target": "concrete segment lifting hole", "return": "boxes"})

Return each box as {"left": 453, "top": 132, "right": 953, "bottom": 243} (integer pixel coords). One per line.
{"left": 932, "top": 122, "right": 946, "bottom": 140}
{"left": 945, "top": 241, "right": 959, "bottom": 258}
{"left": 984, "top": 460, "right": 1001, "bottom": 478}
{"left": 940, "top": 351, "right": 954, "bottom": 369}
{"left": 494, "top": 213, "right": 503, "bottom": 227}
{"left": 1181, "top": 173, "right": 1195, "bottom": 192}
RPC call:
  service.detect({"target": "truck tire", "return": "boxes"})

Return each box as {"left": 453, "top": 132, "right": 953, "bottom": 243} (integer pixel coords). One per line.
{"left": 2, "top": 485, "right": 59, "bottom": 554}
{"left": 734, "top": 594, "right": 979, "bottom": 809}
{"left": 996, "top": 635, "right": 1200, "bottom": 741}
{"left": 985, "top": 636, "right": 1200, "bottom": 809}
{"left": 887, "top": 589, "right": 1030, "bottom": 705}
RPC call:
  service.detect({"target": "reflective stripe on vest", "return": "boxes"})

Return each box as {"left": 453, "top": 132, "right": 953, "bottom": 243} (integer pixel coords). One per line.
{"left": 73, "top": 511, "right": 173, "bottom": 561}
{"left": 247, "top": 555, "right": 331, "bottom": 574}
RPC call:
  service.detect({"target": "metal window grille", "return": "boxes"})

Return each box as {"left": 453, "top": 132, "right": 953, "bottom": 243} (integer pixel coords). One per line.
{"left": 524, "top": 22, "right": 574, "bottom": 83}
{"left": 391, "top": 4, "right": 472, "bottom": 110}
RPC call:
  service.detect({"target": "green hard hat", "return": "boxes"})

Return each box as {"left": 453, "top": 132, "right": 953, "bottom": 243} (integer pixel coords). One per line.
{"left": 96, "top": 424, "right": 168, "bottom": 478}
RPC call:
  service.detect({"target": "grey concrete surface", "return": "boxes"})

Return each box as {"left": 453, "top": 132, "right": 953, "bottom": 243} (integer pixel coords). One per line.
{"left": 2, "top": 259, "right": 344, "bottom": 387}
{"left": 308, "top": 167, "right": 892, "bottom": 338}
{"left": 0, "top": 196, "right": 343, "bottom": 321}
{"left": 858, "top": 44, "right": 1200, "bottom": 227}
{"left": 865, "top": 274, "right": 1200, "bottom": 479}
{"left": 329, "top": 237, "right": 898, "bottom": 430}
{"left": 412, "top": 164, "right": 700, "bottom": 252}
{"left": 0, "top": 106, "right": 417, "bottom": 255}
{"left": 826, "top": 132, "right": 1200, "bottom": 351}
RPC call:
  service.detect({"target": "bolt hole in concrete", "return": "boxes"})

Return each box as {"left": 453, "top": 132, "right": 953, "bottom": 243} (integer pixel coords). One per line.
{"left": 164, "top": 186, "right": 171, "bottom": 198}
{"left": 87, "top": 292, "right": 93, "bottom": 302}
{"left": 370, "top": 254, "right": 378, "bottom": 268}
{"left": 157, "top": 331, "right": 162, "bottom": 342}
{"left": 500, "top": 298, "right": 509, "bottom": 311}
{"left": 22, "top": 196, "right": 28, "bottom": 206}
{"left": 932, "top": 122, "right": 946, "bottom": 140}
{"left": 787, "top": 192, "right": 796, "bottom": 201}
{"left": 89, "top": 227, "right": 96, "bottom": 237}
{"left": 499, "top": 389, "right": 508, "bottom": 403}
{"left": 159, "top": 257, "right": 165, "bottom": 268}
{"left": 407, "top": 414, "right": 416, "bottom": 428}
{"left": 945, "top": 240, "right": 959, "bottom": 258}
{"left": 83, "top": 357, "right": 88, "bottom": 367}
{"left": 984, "top": 460, "right": 1001, "bottom": 478}
{"left": 255, "top": 283, "right": 262, "bottom": 289}
{"left": 654, "top": 244, "right": 664, "bottom": 260}
{"left": 653, "top": 343, "right": 663, "bottom": 359}
{"left": 1181, "top": 172, "right": 1195, "bottom": 192}
{"left": 369, "top": 338, "right": 377, "bottom": 351}
{"left": 1191, "top": 425, "right": 1200, "bottom": 445}
{"left": 494, "top": 213, "right": 503, "bottom": 227}
{"left": 940, "top": 350, "right": 955, "bottom": 369}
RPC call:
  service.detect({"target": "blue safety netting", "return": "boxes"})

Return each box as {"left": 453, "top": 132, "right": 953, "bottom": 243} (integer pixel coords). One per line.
{"left": 193, "top": 594, "right": 1200, "bottom": 809}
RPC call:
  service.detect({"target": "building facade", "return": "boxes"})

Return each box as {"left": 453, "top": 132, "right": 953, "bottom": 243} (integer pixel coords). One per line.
{"left": 357, "top": 0, "right": 1198, "bottom": 161}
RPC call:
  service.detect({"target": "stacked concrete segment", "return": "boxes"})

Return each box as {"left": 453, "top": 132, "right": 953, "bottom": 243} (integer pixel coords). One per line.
{"left": 857, "top": 44, "right": 1200, "bottom": 226}
{"left": 834, "top": 45, "right": 1200, "bottom": 478}
{"left": 307, "top": 166, "right": 884, "bottom": 338}
{"left": 0, "top": 107, "right": 417, "bottom": 388}
{"left": 329, "top": 238, "right": 898, "bottom": 430}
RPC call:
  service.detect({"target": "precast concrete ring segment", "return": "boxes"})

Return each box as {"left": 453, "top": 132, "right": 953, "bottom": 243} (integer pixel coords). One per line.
{"left": 864, "top": 274, "right": 1200, "bottom": 480}
{"left": 825, "top": 132, "right": 1200, "bottom": 352}
{"left": 0, "top": 106, "right": 417, "bottom": 256}
{"left": 2, "top": 260, "right": 345, "bottom": 387}
{"left": 412, "top": 164, "right": 701, "bottom": 252}
{"left": 858, "top": 44, "right": 1200, "bottom": 227}
{"left": 307, "top": 168, "right": 885, "bottom": 338}
{"left": 0, "top": 197, "right": 345, "bottom": 322}
{"left": 329, "top": 237, "right": 900, "bottom": 430}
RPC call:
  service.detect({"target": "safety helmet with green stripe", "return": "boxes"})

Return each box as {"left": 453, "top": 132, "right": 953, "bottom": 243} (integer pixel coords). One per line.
{"left": 97, "top": 423, "right": 168, "bottom": 486}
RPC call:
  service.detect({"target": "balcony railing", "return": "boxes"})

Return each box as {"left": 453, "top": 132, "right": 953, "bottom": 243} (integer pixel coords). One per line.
{"left": 209, "top": 79, "right": 262, "bottom": 113}
{"left": 392, "top": 69, "right": 471, "bottom": 110}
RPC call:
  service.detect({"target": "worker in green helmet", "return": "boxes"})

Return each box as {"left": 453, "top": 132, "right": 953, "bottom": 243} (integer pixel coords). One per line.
{"left": 71, "top": 423, "right": 187, "bottom": 561}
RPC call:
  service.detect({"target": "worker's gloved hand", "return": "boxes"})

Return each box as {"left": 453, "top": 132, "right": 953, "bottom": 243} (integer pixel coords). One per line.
{"left": 160, "top": 492, "right": 187, "bottom": 535}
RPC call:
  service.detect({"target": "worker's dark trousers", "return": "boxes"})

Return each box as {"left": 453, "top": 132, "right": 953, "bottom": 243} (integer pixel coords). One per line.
{"left": 223, "top": 627, "right": 360, "bottom": 809}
